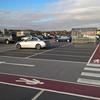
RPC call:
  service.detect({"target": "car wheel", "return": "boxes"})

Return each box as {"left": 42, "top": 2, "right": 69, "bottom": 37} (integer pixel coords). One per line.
{"left": 56, "top": 40, "right": 59, "bottom": 42}
{"left": 67, "top": 39, "right": 70, "bottom": 42}
{"left": 5, "top": 40, "right": 9, "bottom": 44}
{"left": 36, "top": 44, "right": 41, "bottom": 50}
{"left": 16, "top": 44, "right": 21, "bottom": 49}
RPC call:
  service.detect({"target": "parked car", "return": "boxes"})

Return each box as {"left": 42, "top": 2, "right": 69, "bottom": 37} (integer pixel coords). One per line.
{"left": 0, "top": 33, "right": 14, "bottom": 44}
{"left": 16, "top": 37, "right": 46, "bottom": 50}
{"left": 56, "top": 35, "right": 72, "bottom": 42}
{"left": 21, "top": 35, "right": 32, "bottom": 41}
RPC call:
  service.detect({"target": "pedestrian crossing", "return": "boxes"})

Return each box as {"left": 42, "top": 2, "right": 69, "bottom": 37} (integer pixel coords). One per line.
{"left": 77, "top": 66, "right": 100, "bottom": 86}
{"left": 84, "top": 67, "right": 100, "bottom": 72}
{"left": 77, "top": 78, "right": 100, "bottom": 86}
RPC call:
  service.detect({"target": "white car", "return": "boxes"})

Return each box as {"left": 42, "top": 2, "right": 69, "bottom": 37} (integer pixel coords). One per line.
{"left": 21, "top": 35, "right": 32, "bottom": 41}
{"left": 16, "top": 37, "right": 46, "bottom": 50}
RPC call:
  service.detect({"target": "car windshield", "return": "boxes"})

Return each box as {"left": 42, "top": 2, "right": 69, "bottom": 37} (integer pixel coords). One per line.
{"left": 34, "top": 35, "right": 44, "bottom": 40}
{"left": 37, "top": 36, "right": 44, "bottom": 40}
{"left": 31, "top": 37, "right": 39, "bottom": 41}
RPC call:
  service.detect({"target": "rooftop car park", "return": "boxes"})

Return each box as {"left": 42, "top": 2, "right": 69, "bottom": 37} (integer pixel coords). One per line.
{"left": 0, "top": 28, "right": 100, "bottom": 100}
{"left": 1, "top": 0, "right": 100, "bottom": 99}
{"left": 0, "top": 41, "right": 99, "bottom": 100}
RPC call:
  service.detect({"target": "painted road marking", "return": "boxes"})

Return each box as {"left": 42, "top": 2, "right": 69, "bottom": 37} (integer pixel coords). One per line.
{"left": 25, "top": 48, "right": 57, "bottom": 59}
{"left": 25, "top": 43, "right": 71, "bottom": 59}
{"left": 86, "top": 63, "right": 100, "bottom": 67}
{"left": 87, "top": 44, "right": 100, "bottom": 66}
{"left": 0, "top": 73, "right": 100, "bottom": 99}
{"left": 0, "top": 72, "right": 85, "bottom": 87}
{"left": 16, "top": 78, "right": 44, "bottom": 85}
{"left": 31, "top": 90, "right": 44, "bottom": 100}
{"left": 84, "top": 67, "right": 100, "bottom": 72}
{"left": 0, "top": 61, "right": 35, "bottom": 67}
{"left": 39, "top": 53, "right": 89, "bottom": 58}
{"left": 77, "top": 78, "right": 100, "bottom": 86}
{"left": 0, "top": 61, "right": 5, "bottom": 64}
{"left": 93, "top": 59, "right": 100, "bottom": 63}
{"left": 50, "top": 50, "right": 90, "bottom": 54}
{"left": 77, "top": 66, "right": 100, "bottom": 88}
{"left": 81, "top": 72, "right": 100, "bottom": 78}
{"left": 0, "top": 81, "right": 98, "bottom": 100}
{"left": 4, "top": 62, "right": 35, "bottom": 67}
{"left": 0, "top": 55, "right": 86, "bottom": 64}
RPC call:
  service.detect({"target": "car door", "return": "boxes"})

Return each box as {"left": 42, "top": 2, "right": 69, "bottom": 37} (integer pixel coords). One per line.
{"left": 29, "top": 37, "right": 39, "bottom": 48}
{"left": 19, "top": 40, "right": 29, "bottom": 48}
{"left": 23, "top": 37, "right": 39, "bottom": 48}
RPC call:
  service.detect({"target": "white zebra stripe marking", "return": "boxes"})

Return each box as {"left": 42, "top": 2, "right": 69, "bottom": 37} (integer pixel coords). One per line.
{"left": 0, "top": 61, "right": 35, "bottom": 67}
{"left": 84, "top": 67, "right": 100, "bottom": 72}
{"left": 77, "top": 78, "right": 100, "bottom": 86}
{"left": 81, "top": 72, "right": 100, "bottom": 78}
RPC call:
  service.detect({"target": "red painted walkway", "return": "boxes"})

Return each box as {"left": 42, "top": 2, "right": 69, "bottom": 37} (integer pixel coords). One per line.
{"left": 88, "top": 44, "right": 100, "bottom": 65}
{"left": 0, "top": 73, "right": 100, "bottom": 99}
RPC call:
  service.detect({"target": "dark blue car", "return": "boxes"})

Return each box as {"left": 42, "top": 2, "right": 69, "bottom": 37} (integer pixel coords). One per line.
{"left": 56, "top": 35, "right": 72, "bottom": 42}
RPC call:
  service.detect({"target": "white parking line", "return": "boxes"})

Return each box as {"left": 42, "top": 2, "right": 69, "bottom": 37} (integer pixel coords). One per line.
{"left": 81, "top": 72, "right": 100, "bottom": 78}
{"left": 0, "top": 61, "right": 6, "bottom": 64}
{"left": 40, "top": 53, "right": 89, "bottom": 58}
{"left": 0, "top": 55, "right": 86, "bottom": 64}
{"left": 25, "top": 43, "right": 71, "bottom": 59}
{"left": 87, "top": 44, "right": 100, "bottom": 65}
{"left": 25, "top": 48, "right": 56, "bottom": 59}
{"left": 77, "top": 78, "right": 100, "bottom": 86}
{"left": 84, "top": 67, "right": 100, "bottom": 72}
{"left": 31, "top": 90, "right": 44, "bottom": 100}
{"left": 0, "top": 61, "right": 35, "bottom": 67}
{"left": 51, "top": 50, "right": 90, "bottom": 54}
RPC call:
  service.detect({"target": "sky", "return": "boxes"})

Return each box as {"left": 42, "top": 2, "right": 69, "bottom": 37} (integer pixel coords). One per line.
{"left": 0, "top": 0, "right": 100, "bottom": 31}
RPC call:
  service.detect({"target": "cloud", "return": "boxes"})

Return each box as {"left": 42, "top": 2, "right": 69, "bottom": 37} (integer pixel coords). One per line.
{"left": 0, "top": 0, "right": 100, "bottom": 30}
{"left": 44, "top": 0, "right": 100, "bottom": 29}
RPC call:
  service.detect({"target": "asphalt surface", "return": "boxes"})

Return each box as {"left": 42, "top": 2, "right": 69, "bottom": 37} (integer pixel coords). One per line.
{"left": 0, "top": 84, "right": 95, "bottom": 100}
{"left": 0, "top": 83, "right": 39, "bottom": 100}
{"left": 0, "top": 42, "right": 99, "bottom": 100}
{"left": 0, "top": 43, "right": 95, "bottom": 62}
{"left": 0, "top": 56, "right": 86, "bottom": 82}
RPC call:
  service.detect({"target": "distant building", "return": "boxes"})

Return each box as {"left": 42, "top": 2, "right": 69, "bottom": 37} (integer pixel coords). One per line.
{"left": 71, "top": 28, "right": 97, "bottom": 43}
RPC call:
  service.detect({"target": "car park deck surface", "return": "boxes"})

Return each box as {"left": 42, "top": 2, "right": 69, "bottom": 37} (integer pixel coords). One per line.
{"left": 0, "top": 42, "right": 99, "bottom": 100}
